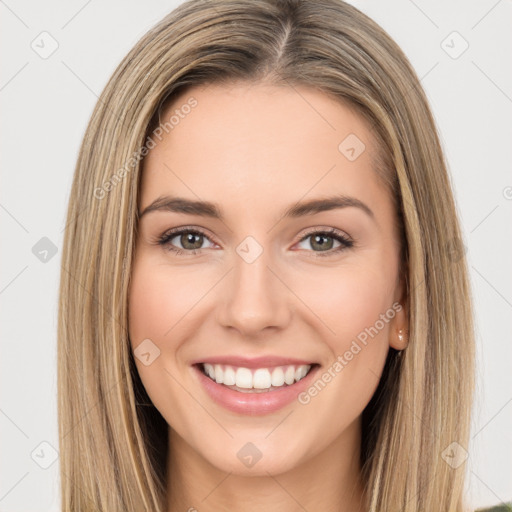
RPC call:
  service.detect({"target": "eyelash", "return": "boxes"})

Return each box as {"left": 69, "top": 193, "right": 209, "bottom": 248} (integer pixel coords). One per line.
{"left": 156, "top": 226, "right": 354, "bottom": 258}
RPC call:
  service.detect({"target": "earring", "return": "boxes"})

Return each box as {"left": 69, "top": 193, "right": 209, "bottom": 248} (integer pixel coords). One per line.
{"left": 398, "top": 329, "right": 408, "bottom": 348}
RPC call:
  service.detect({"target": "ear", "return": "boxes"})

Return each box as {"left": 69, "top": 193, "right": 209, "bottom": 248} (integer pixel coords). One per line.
{"left": 389, "top": 271, "right": 409, "bottom": 351}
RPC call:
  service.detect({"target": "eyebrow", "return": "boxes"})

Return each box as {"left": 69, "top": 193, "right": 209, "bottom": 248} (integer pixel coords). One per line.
{"left": 138, "top": 194, "right": 374, "bottom": 221}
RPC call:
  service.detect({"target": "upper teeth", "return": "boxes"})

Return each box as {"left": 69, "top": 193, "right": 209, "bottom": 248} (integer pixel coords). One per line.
{"left": 202, "top": 363, "right": 312, "bottom": 389}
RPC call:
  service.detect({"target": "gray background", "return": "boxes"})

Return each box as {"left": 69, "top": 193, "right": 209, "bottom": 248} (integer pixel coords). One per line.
{"left": 1, "top": 0, "right": 511, "bottom": 510}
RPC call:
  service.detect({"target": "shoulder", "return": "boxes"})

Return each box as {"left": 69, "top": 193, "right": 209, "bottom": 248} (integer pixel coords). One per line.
{"left": 474, "top": 503, "right": 512, "bottom": 512}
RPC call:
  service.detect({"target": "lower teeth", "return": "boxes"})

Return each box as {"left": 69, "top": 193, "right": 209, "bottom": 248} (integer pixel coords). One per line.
{"left": 222, "top": 383, "right": 289, "bottom": 393}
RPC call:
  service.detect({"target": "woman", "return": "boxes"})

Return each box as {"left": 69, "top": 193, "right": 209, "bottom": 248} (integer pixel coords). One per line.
{"left": 57, "top": 0, "right": 487, "bottom": 510}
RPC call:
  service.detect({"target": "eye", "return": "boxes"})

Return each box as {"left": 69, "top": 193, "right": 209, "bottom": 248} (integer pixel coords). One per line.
{"left": 295, "top": 227, "right": 353, "bottom": 257}
{"left": 157, "top": 227, "right": 216, "bottom": 256}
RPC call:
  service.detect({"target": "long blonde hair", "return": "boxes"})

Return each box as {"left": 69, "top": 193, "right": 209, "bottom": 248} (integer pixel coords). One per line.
{"left": 57, "top": 0, "right": 475, "bottom": 510}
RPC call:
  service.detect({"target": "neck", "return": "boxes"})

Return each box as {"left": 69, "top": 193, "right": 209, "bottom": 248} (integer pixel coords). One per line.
{"left": 166, "top": 417, "right": 366, "bottom": 512}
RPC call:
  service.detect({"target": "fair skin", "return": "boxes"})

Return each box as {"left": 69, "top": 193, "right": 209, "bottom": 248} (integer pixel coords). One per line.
{"left": 128, "top": 82, "right": 408, "bottom": 512}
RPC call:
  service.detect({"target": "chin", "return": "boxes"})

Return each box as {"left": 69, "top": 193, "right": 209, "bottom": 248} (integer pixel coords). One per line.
{"left": 217, "top": 431, "right": 314, "bottom": 473}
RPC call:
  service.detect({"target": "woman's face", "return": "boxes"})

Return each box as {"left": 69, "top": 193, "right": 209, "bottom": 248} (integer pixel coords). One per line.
{"left": 128, "top": 82, "right": 408, "bottom": 476}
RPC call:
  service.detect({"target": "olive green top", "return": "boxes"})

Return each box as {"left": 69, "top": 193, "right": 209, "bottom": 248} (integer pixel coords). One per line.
{"left": 475, "top": 503, "right": 512, "bottom": 512}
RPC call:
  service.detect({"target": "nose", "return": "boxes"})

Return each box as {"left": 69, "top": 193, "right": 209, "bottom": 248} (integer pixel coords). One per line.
{"left": 216, "top": 248, "right": 292, "bottom": 337}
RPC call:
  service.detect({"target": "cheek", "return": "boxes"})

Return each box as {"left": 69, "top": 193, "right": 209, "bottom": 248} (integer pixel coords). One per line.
{"left": 295, "top": 259, "right": 396, "bottom": 351}
{"left": 292, "top": 266, "right": 394, "bottom": 428}
{"left": 128, "top": 259, "right": 199, "bottom": 348}
{"left": 290, "top": 258, "right": 396, "bottom": 413}
{"left": 127, "top": 258, "right": 196, "bottom": 423}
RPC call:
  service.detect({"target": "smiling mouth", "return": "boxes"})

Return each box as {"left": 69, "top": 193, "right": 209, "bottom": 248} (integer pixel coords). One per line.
{"left": 197, "top": 362, "right": 318, "bottom": 393}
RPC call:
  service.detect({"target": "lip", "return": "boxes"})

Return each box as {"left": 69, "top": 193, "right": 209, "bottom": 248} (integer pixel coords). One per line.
{"left": 190, "top": 355, "right": 316, "bottom": 369}
{"left": 192, "top": 362, "right": 321, "bottom": 415}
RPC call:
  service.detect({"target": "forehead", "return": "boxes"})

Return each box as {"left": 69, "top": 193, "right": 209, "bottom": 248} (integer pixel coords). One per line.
{"left": 140, "top": 82, "right": 389, "bottom": 221}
